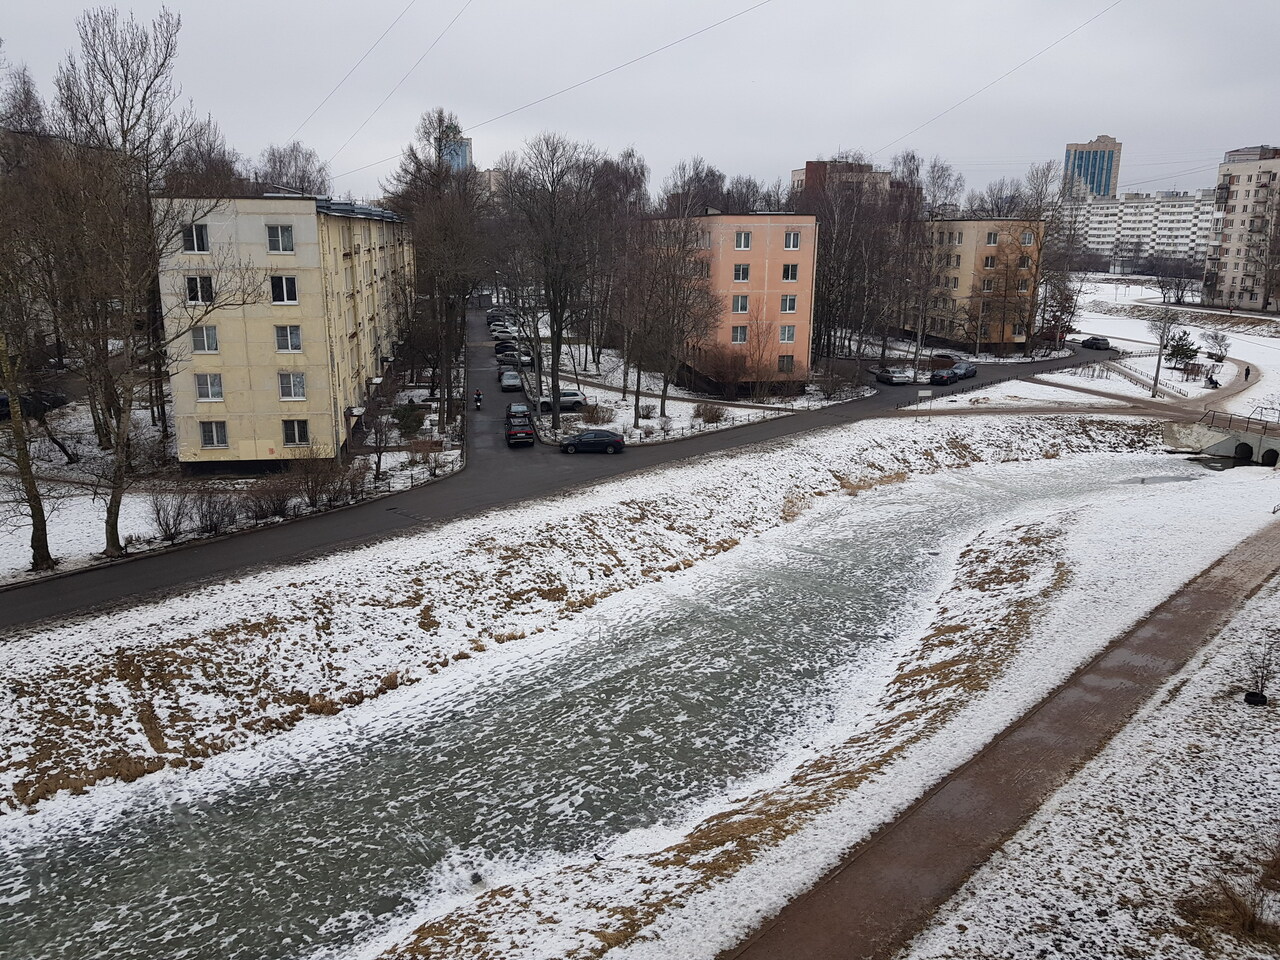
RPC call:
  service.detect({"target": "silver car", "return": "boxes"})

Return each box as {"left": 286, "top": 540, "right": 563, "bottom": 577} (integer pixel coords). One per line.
{"left": 875, "top": 367, "right": 914, "bottom": 385}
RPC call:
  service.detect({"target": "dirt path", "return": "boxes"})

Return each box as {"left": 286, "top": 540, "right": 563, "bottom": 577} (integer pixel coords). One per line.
{"left": 726, "top": 516, "right": 1280, "bottom": 960}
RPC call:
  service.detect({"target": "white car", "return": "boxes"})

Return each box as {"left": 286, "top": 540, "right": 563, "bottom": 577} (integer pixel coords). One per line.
{"left": 538, "top": 389, "right": 591, "bottom": 411}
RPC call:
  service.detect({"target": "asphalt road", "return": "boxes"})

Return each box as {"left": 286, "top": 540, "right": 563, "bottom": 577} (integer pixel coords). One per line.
{"left": 0, "top": 313, "right": 1100, "bottom": 632}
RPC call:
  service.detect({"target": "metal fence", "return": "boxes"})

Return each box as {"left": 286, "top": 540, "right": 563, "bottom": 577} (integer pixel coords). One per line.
{"left": 1198, "top": 410, "right": 1280, "bottom": 438}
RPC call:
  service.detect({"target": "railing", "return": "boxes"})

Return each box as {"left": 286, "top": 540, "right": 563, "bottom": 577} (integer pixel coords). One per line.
{"left": 1198, "top": 410, "right": 1280, "bottom": 438}
{"left": 1106, "top": 357, "right": 1190, "bottom": 398}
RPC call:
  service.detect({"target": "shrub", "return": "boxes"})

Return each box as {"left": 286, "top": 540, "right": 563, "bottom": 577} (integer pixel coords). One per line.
{"left": 191, "top": 488, "right": 240, "bottom": 536}
{"left": 639, "top": 402, "right": 656, "bottom": 419}
{"left": 580, "top": 404, "right": 616, "bottom": 425}
{"left": 642, "top": 424, "right": 655, "bottom": 438}
{"left": 391, "top": 404, "right": 426, "bottom": 438}
{"left": 659, "top": 416, "right": 673, "bottom": 435}
{"left": 243, "top": 475, "right": 294, "bottom": 520}
{"left": 288, "top": 449, "right": 347, "bottom": 507}
{"left": 148, "top": 489, "right": 190, "bottom": 543}
{"left": 695, "top": 403, "right": 726, "bottom": 424}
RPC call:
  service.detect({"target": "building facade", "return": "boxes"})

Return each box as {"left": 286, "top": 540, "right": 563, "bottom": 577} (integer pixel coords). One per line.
{"left": 924, "top": 218, "right": 1045, "bottom": 355}
{"left": 1064, "top": 135, "right": 1123, "bottom": 199}
{"left": 1203, "top": 145, "right": 1280, "bottom": 312}
{"left": 689, "top": 213, "right": 818, "bottom": 391}
{"left": 161, "top": 196, "right": 413, "bottom": 468}
{"left": 1068, "top": 189, "right": 1216, "bottom": 270}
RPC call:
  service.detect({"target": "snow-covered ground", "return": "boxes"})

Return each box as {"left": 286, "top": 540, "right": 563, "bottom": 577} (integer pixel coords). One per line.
{"left": 903, "top": 569, "right": 1280, "bottom": 960}
{"left": 919, "top": 378, "right": 1131, "bottom": 410}
{"left": 5, "top": 409, "right": 1280, "bottom": 960}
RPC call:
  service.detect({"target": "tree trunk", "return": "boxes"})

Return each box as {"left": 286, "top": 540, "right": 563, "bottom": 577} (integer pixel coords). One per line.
{"left": 632, "top": 364, "right": 642, "bottom": 429}
{"left": 102, "top": 394, "right": 134, "bottom": 558}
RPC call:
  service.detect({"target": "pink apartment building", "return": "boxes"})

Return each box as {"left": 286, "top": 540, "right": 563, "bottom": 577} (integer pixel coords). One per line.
{"left": 690, "top": 213, "right": 818, "bottom": 394}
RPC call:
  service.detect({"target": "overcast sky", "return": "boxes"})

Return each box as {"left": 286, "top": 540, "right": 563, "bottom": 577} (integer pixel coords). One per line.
{"left": 4, "top": 0, "right": 1279, "bottom": 201}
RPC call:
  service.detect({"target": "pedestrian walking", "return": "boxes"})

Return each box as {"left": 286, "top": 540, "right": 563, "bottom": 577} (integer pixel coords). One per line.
{"left": 1245, "top": 366, "right": 1252, "bottom": 381}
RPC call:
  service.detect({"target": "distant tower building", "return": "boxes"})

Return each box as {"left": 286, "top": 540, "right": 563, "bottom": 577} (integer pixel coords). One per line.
{"left": 1064, "top": 135, "right": 1122, "bottom": 199}
{"left": 441, "top": 137, "right": 473, "bottom": 172}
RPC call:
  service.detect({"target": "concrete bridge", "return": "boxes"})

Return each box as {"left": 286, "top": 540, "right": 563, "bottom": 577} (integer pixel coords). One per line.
{"left": 1165, "top": 410, "right": 1280, "bottom": 465}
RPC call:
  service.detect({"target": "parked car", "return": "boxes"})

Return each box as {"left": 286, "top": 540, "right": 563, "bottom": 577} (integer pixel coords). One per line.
{"left": 505, "top": 414, "right": 536, "bottom": 447}
{"left": 493, "top": 340, "right": 519, "bottom": 354}
{"left": 0, "top": 390, "right": 69, "bottom": 421}
{"left": 1080, "top": 336, "right": 1111, "bottom": 350}
{"left": 489, "top": 325, "right": 518, "bottom": 340}
{"left": 499, "top": 370, "right": 523, "bottom": 391}
{"left": 538, "top": 390, "right": 591, "bottom": 412}
{"left": 930, "top": 368, "right": 960, "bottom": 385}
{"left": 950, "top": 360, "right": 978, "bottom": 378}
{"left": 487, "top": 307, "right": 516, "bottom": 320}
{"left": 875, "top": 367, "right": 913, "bottom": 385}
{"left": 560, "top": 430, "right": 625, "bottom": 454}
{"left": 506, "top": 402, "right": 531, "bottom": 417}
{"left": 496, "top": 349, "right": 522, "bottom": 366}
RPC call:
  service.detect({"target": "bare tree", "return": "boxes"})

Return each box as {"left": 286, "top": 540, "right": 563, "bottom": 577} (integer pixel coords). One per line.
{"left": 1201, "top": 329, "right": 1232, "bottom": 360}
{"left": 253, "top": 140, "right": 330, "bottom": 195}
{"left": 1147, "top": 309, "right": 1177, "bottom": 398}
{"left": 499, "top": 133, "right": 611, "bottom": 430}
{"left": 383, "top": 107, "right": 493, "bottom": 432}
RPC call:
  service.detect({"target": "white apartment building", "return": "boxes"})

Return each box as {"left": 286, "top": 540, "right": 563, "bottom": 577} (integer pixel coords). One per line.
{"left": 1203, "top": 145, "right": 1280, "bottom": 311}
{"left": 1067, "top": 189, "right": 1216, "bottom": 270}
{"left": 160, "top": 196, "right": 413, "bottom": 468}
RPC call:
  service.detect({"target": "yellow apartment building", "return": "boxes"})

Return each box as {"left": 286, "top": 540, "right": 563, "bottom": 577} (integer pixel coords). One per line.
{"left": 160, "top": 196, "right": 413, "bottom": 468}
{"left": 924, "top": 218, "right": 1044, "bottom": 355}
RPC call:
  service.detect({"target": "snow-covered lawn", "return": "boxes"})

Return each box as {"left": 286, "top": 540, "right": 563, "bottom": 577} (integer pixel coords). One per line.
{"left": 1038, "top": 363, "right": 1161, "bottom": 401}
{"left": 904, "top": 570, "right": 1280, "bottom": 960}
{"left": 917, "top": 378, "right": 1131, "bottom": 410}
{"left": 0, "top": 488, "right": 154, "bottom": 582}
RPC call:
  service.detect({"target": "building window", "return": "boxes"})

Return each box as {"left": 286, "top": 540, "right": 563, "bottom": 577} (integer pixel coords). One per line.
{"left": 1017, "top": 278, "right": 1030, "bottom": 292}
{"left": 270, "top": 276, "right": 298, "bottom": 304}
{"left": 981, "top": 279, "right": 994, "bottom": 292}
{"left": 782, "top": 263, "right": 798, "bottom": 281}
{"left": 278, "top": 371, "right": 306, "bottom": 400}
{"left": 275, "top": 325, "right": 302, "bottom": 352}
{"left": 986, "top": 231, "right": 999, "bottom": 245}
{"left": 283, "top": 419, "right": 310, "bottom": 446}
{"left": 199, "top": 421, "right": 227, "bottom": 448}
{"left": 951, "top": 276, "right": 959, "bottom": 289}
{"left": 952, "top": 254, "right": 961, "bottom": 267}
{"left": 735, "top": 231, "right": 751, "bottom": 250}
{"left": 982, "top": 256, "right": 996, "bottom": 269}
{"left": 731, "top": 325, "right": 748, "bottom": 344}
{"left": 1017, "top": 255, "right": 1032, "bottom": 268}
{"left": 784, "top": 231, "right": 800, "bottom": 250}
{"left": 732, "top": 294, "right": 748, "bottom": 313}
{"left": 191, "top": 326, "right": 218, "bottom": 353}
{"left": 182, "top": 223, "right": 209, "bottom": 253}
{"left": 734, "top": 263, "right": 750, "bottom": 282}
{"left": 195, "top": 372, "right": 223, "bottom": 401}
{"left": 267, "top": 224, "right": 295, "bottom": 253}
{"left": 956, "top": 231, "right": 963, "bottom": 244}
{"left": 1021, "top": 230, "right": 1035, "bottom": 245}
{"left": 777, "top": 354, "right": 795, "bottom": 373}
{"left": 780, "top": 295, "right": 797, "bottom": 313}
{"left": 185, "top": 275, "right": 214, "bottom": 303}
{"left": 779, "top": 324, "right": 796, "bottom": 343}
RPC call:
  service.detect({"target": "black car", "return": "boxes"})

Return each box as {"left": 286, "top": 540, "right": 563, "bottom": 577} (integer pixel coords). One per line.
{"left": 950, "top": 360, "right": 978, "bottom": 378}
{"left": 505, "top": 414, "right": 536, "bottom": 447}
{"left": 0, "top": 390, "right": 69, "bottom": 421}
{"left": 1080, "top": 336, "right": 1111, "bottom": 350}
{"left": 560, "top": 430, "right": 625, "bottom": 454}
{"left": 493, "top": 340, "right": 519, "bottom": 354}
{"left": 506, "top": 402, "right": 531, "bottom": 417}
{"left": 930, "top": 368, "right": 960, "bottom": 385}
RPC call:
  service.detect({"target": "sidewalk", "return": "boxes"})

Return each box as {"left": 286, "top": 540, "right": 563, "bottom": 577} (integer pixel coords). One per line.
{"left": 729, "top": 516, "right": 1280, "bottom": 960}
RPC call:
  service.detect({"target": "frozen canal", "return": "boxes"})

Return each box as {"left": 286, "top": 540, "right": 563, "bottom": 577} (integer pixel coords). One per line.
{"left": 0, "top": 456, "right": 1215, "bottom": 960}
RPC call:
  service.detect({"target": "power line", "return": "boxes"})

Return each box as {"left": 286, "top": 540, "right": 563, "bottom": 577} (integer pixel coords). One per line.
{"left": 1116, "top": 162, "right": 1222, "bottom": 191}
{"left": 287, "top": 0, "right": 420, "bottom": 143}
{"left": 327, "top": 0, "right": 476, "bottom": 167}
{"left": 873, "top": 0, "right": 1127, "bottom": 156}
{"left": 331, "top": 0, "right": 777, "bottom": 182}
{"left": 465, "top": 0, "right": 776, "bottom": 132}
